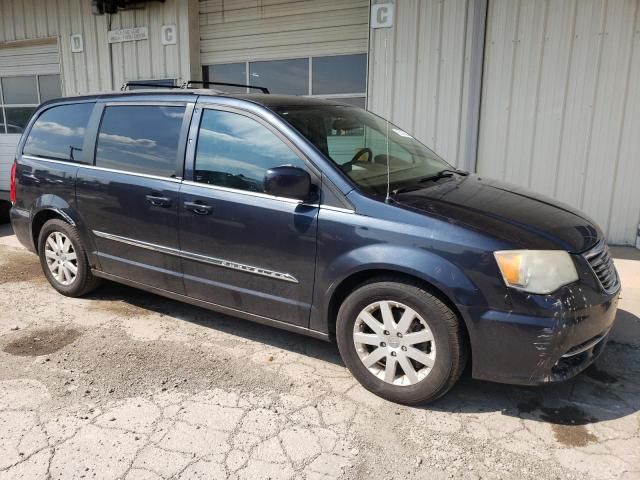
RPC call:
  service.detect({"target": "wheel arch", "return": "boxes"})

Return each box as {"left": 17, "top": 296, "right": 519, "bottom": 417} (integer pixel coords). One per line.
{"left": 29, "top": 204, "right": 99, "bottom": 270}
{"left": 31, "top": 208, "right": 75, "bottom": 252}
{"left": 314, "top": 242, "right": 486, "bottom": 371}
{"left": 326, "top": 269, "right": 471, "bottom": 348}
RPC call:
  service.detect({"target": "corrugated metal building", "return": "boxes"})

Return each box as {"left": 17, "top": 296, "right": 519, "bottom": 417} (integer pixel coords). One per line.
{"left": 0, "top": 0, "right": 639, "bottom": 246}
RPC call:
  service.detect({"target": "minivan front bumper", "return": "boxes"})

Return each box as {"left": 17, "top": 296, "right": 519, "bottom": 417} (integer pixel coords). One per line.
{"left": 461, "top": 289, "right": 619, "bottom": 385}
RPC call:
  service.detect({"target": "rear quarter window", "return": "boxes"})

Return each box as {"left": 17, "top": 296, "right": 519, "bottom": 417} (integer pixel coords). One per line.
{"left": 23, "top": 103, "right": 94, "bottom": 163}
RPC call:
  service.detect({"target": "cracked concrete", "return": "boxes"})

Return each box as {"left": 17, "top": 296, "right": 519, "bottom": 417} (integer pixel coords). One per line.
{"left": 0, "top": 224, "right": 639, "bottom": 479}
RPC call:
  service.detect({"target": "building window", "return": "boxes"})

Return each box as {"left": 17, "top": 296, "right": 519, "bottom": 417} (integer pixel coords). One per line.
{"left": 0, "top": 74, "right": 62, "bottom": 134}
{"left": 312, "top": 54, "right": 367, "bottom": 96}
{"left": 203, "top": 64, "right": 246, "bottom": 93}
{"left": 249, "top": 58, "right": 309, "bottom": 96}
{"left": 203, "top": 53, "right": 367, "bottom": 107}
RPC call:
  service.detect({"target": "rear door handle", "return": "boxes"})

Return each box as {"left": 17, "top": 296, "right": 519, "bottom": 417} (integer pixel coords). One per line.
{"left": 145, "top": 194, "right": 172, "bottom": 208}
{"left": 184, "top": 200, "right": 213, "bottom": 215}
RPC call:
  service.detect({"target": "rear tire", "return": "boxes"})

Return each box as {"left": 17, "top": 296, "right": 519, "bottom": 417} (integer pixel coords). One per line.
{"left": 37, "top": 219, "right": 101, "bottom": 297}
{"left": 336, "top": 277, "right": 467, "bottom": 405}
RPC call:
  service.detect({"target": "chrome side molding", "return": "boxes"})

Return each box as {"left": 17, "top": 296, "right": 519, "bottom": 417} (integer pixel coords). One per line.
{"left": 92, "top": 230, "right": 299, "bottom": 283}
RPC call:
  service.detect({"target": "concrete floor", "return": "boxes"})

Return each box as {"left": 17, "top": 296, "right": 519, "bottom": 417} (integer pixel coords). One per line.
{"left": 0, "top": 222, "right": 638, "bottom": 480}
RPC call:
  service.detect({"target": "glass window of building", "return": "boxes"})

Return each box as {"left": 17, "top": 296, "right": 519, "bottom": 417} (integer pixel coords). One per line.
{"left": 0, "top": 74, "right": 62, "bottom": 134}
{"left": 202, "top": 53, "right": 367, "bottom": 106}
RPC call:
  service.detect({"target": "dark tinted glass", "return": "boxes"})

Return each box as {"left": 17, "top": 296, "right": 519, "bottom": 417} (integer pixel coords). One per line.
{"left": 0, "top": 108, "right": 4, "bottom": 134}
{"left": 38, "top": 75, "right": 62, "bottom": 101}
{"left": 96, "top": 105, "right": 184, "bottom": 177}
{"left": 5, "top": 107, "right": 36, "bottom": 133}
{"left": 249, "top": 58, "right": 308, "bottom": 95}
{"left": 23, "top": 103, "right": 93, "bottom": 161}
{"left": 312, "top": 54, "right": 367, "bottom": 95}
{"left": 277, "top": 105, "right": 449, "bottom": 195}
{"left": 194, "top": 109, "right": 305, "bottom": 193}
{"left": 2, "top": 76, "right": 38, "bottom": 104}
{"left": 203, "top": 63, "right": 247, "bottom": 93}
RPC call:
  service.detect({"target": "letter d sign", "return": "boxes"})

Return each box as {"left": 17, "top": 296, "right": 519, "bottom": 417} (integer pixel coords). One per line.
{"left": 371, "top": 3, "right": 394, "bottom": 29}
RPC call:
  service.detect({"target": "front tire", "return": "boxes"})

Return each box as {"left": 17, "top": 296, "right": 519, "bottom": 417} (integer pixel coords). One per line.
{"left": 38, "top": 219, "right": 101, "bottom": 297}
{"left": 336, "top": 277, "right": 467, "bottom": 405}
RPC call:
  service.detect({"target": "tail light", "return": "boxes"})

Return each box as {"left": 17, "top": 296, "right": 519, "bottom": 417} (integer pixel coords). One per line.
{"left": 10, "top": 160, "right": 17, "bottom": 204}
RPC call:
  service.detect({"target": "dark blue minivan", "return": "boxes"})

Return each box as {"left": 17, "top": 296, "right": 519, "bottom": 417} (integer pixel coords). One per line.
{"left": 9, "top": 87, "right": 620, "bottom": 404}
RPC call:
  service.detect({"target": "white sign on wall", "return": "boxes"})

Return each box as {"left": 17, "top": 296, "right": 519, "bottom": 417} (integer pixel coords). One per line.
{"left": 161, "top": 25, "right": 177, "bottom": 45}
{"left": 70, "top": 34, "right": 83, "bottom": 53}
{"left": 371, "top": 3, "right": 394, "bottom": 29}
{"left": 107, "top": 27, "right": 148, "bottom": 44}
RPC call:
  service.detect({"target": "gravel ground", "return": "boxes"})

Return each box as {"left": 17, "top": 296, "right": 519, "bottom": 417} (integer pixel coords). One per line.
{"left": 0, "top": 225, "right": 639, "bottom": 480}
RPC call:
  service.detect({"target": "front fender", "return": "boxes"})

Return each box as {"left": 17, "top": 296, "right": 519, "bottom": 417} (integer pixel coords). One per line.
{"left": 311, "top": 243, "right": 486, "bottom": 340}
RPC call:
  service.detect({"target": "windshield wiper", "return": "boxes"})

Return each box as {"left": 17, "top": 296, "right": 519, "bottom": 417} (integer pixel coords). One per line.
{"left": 391, "top": 185, "right": 424, "bottom": 195}
{"left": 418, "top": 168, "right": 468, "bottom": 184}
{"left": 391, "top": 169, "right": 468, "bottom": 195}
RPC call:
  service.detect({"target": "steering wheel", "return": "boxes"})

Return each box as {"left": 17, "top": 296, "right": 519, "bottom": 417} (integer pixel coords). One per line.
{"left": 340, "top": 147, "right": 373, "bottom": 172}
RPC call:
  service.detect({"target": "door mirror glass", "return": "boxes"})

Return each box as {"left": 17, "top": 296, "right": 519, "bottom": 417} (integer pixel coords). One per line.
{"left": 264, "top": 166, "right": 311, "bottom": 200}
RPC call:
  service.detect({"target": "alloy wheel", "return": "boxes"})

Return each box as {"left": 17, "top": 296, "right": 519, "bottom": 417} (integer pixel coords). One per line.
{"left": 353, "top": 300, "right": 436, "bottom": 386}
{"left": 44, "top": 231, "right": 78, "bottom": 286}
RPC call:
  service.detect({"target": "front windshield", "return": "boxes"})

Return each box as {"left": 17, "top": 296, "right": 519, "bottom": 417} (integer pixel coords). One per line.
{"left": 276, "top": 105, "right": 451, "bottom": 195}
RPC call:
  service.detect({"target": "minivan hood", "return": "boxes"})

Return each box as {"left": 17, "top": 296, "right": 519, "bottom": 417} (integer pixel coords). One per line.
{"left": 392, "top": 175, "right": 600, "bottom": 252}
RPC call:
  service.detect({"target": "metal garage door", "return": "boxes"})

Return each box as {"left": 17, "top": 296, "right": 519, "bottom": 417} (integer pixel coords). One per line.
{"left": 0, "top": 39, "right": 61, "bottom": 195}
{"left": 477, "top": 0, "right": 640, "bottom": 245}
{"left": 199, "top": 0, "right": 369, "bottom": 105}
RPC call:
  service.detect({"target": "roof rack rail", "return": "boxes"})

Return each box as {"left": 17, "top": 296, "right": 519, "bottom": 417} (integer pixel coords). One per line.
{"left": 185, "top": 80, "right": 270, "bottom": 94}
{"left": 121, "top": 82, "right": 182, "bottom": 91}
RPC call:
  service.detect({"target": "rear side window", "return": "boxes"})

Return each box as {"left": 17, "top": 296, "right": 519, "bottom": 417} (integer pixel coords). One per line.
{"left": 194, "top": 109, "right": 306, "bottom": 193}
{"left": 95, "top": 105, "right": 185, "bottom": 177}
{"left": 23, "top": 103, "right": 93, "bottom": 162}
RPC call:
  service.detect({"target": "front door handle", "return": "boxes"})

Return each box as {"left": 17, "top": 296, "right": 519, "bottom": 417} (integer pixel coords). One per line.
{"left": 145, "top": 194, "right": 172, "bottom": 208}
{"left": 184, "top": 200, "right": 213, "bottom": 215}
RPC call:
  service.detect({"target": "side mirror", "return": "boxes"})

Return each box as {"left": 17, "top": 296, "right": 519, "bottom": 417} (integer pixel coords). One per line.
{"left": 264, "top": 166, "right": 311, "bottom": 201}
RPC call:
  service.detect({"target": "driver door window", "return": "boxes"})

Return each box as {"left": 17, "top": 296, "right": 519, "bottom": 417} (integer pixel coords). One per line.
{"left": 194, "top": 109, "right": 307, "bottom": 193}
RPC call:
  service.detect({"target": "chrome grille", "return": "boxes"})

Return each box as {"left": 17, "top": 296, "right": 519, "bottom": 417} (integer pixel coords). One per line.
{"left": 583, "top": 241, "right": 619, "bottom": 293}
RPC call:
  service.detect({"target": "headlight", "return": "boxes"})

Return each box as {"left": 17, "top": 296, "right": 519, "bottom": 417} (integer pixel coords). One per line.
{"left": 494, "top": 250, "right": 578, "bottom": 294}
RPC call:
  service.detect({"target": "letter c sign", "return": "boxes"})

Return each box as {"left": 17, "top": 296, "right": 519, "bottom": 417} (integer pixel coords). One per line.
{"left": 371, "top": 3, "right": 394, "bottom": 29}
{"left": 161, "top": 25, "right": 177, "bottom": 45}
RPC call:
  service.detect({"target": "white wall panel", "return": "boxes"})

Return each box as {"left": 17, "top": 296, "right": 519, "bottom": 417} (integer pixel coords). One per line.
{"left": 0, "top": 135, "right": 20, "bottom": 192}
{"left": 0, "top": 40, "right": 60, "bottom": 75}
{"left": 199, "top": 0, "right": 369, "bottom": 64}
{"left": 367, "top": 0, "right": 476, "bottom": 167}
{"left": 56, "top": 0, "right": 200, "bottom": 94}
{"left": 1, "top": 0, "right": 60, "bottom": 42}
{"left": 0, "top": 1, "right": 61, "bottom": 191}
{"left": 1, "top": 0, "right": 201, "bottom": 96}
{"left": 479, "top": 0, "right": 640, "bottom": 244}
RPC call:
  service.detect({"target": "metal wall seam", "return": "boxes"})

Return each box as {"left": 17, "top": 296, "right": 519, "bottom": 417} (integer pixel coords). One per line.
{"left": 457, "top": 0, "right": 487, "bottom": 172}
{"left": 478, "top": 0, "right": 640, "bottom": 244}
{"left": 368, "top": 0, "right": 473, "bottom": 167}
